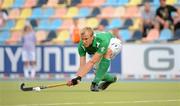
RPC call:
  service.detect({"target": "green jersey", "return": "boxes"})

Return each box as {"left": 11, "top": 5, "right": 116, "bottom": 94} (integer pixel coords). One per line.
{"left": 78, "top": 32, "right": 114, "bottom": 56}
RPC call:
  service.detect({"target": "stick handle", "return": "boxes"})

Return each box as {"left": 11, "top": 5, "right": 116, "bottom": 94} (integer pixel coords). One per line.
{"left": 40, "top": 83, "right": 67, "bottom": 89}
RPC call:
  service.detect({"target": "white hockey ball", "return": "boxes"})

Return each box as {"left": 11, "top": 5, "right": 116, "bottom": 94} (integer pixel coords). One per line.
{"left": 33, "top": 87, "right": 41, "bottom": 92}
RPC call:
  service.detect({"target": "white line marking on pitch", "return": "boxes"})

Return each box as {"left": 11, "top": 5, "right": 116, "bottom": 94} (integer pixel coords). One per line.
{"left": 3, "top": 99, "right": 180, "bottom": 106}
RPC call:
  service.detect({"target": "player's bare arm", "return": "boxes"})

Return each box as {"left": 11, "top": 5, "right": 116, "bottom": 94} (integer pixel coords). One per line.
{"left": 77, "top": 52, "right": 102, "bottom": 77}
{"left": 78, "top": 56, "right": 86, "bottom": 71}
{"left": 67, "top": 52, "right": 102, "bottom": 86}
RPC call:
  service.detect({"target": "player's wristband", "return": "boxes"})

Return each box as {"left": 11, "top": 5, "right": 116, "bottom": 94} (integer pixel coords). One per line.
{"left": 71, "top": 76, "right": 81, "bottom": 85}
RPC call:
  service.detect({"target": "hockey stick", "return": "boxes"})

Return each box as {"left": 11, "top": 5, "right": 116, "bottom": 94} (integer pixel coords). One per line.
{"left": 20, "top": 83, "right": 67, "bottom": 91}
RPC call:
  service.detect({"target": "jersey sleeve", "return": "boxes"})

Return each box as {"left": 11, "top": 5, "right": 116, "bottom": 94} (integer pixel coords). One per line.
{"left": 78, "top": 42, "right": 86, "bottom": 57}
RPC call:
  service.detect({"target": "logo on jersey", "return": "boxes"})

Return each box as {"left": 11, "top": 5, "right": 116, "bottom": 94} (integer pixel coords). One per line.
{"left": 100, "top": 47, "right": 105, "bottom": 52}
{"left": 96, "top": 42, "right": 100, "bottom": 47}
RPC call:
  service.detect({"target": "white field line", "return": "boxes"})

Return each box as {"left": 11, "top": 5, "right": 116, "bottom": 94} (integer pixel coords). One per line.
{"left": 3, "top": 99, "right": 180, "bottom": 106}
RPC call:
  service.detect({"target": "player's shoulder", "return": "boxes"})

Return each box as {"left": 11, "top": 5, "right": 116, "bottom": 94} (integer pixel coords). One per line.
{"left": 94, "top": 31, "right": 111, "bottom": 36}
{"left": 78, "top": 40, "right": 83, "bottom": 47}
{"left": 95, "top": 31, "right": 113, "bottom": 41}
{"left": 94, "top": 31, "right": 111, "bottom": 38}
{"left": 78, "top": 40, "right": 85, "bottom": 50}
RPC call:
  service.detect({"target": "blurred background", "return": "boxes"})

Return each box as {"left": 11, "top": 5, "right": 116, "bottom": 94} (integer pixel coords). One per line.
{"left": 0, "top": 0, "right": 180, "bottom": 81}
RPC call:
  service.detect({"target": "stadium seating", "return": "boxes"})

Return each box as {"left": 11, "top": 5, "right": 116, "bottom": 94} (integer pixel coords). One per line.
{"left": 128, "top": 0, "right": 142, "bottom": 6}
{"left": 1, "top": 0, "right": 14, "bottom": 9}
{"left": 36, "top": 30, "right": 48, "bottom": 42}
{"left": 127, "top": 30, "right": 142, "bottom": 42}
{"left": 106, "top": 18, "right": 123, "bottom": 30}
{"left": 45, "top": 0, "right": 59, "bottom": 7}
{"left": 99, "top": 7, "right": 115, "bottom": 18}
{"left": 43, "top": 8, "right": 55, "bottom": 18}
{"left": 2, "top": 20, "right": 15, "bottom": 30}
{"left": 43, "top": 30, "right": 57, "bottom": 42}
{"left": 0, "top": 31, "right": 11, "bottom": 44}
{"left": 129, "top": 18, "right": 142, "bottom": 30}
{"left": 37, "top": 19, "right": 50, "bottom": 30}
{"left": 159, "top": 28, "right": 173, "bottom": 41}
{"left": 19, "top": 8, "right": 32, "bottom": 19}
{"left": 86, "top": 18, "right": 99, "bottom": 29}
{"left": 91, "top": 0, "right": 105, "bottom": 7}
{"left": 119, "top": 29, "right": 132, "bottom": 41}
{"left": 55, "top": 30, "right": 71, "bottom": 43}
{"left": 51, "top": 7, "right": 67, "bottom": 18}
{"left": 6, "top": 31, "right": 22, "bottom": 44}
{"left": 64, "top": 7, "right": 79, "bottom": 18}
{"left": 122, "top": 18, "right": 133, "bottom": 29}
{"left": 117, "top": 0, "right": 129, "bottom": 5}
{"left": 99, "top": 18, "right": 109, "bottom": 27}
{"left": 13, "top": 0, "right": 25, "bottom": 8}
{"left": 76, "top": 7, "right": 91, "bottom": 18}
{"left": 61, "top": 19, "right": 74, "bottom": 29}
{"left": 0, "top": 0, "right": 179, "bottom": 44}
{"left": 30, "top": 8, "right": 43, "bottom": 19}
{"left": 30, "top": 19, "right": 38, "bottom": 28}
{"left": 114, "top": 6, "right": 125, "bottom": 17}
{"left": 8, "top": 9, "right": 21, "bottom": 19}
{"left": 90, "top": 7, "right": 101, "bottom": 17}
{"left": 12, "top": 19, "right": 26, "bottom": 30}
{"left": 166, "top": 0, "right": 177, "bottom": 5}
{"left": 24, "top": 0, "right": 37, "bottom": 8}
{"left": 50, "top": 19, "right": 62, "bottom": 30}
{"left": 174, "top": 29, "right": 180, "bottom": 39}
{"left": 79, "top": 0, "right": 94, "bottom": 7}
{"left": 103, "top": 0, "right": 120, "bottom": 6}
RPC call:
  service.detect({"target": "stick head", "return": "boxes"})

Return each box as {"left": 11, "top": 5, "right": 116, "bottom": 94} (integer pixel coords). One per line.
{"left": 20, "top": 83, "right": 33, "bottom": 91}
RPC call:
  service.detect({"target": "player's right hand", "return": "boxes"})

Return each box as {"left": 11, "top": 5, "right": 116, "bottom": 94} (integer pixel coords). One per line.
{"left": 67, "top": 76, "right": 81, "bottom": 86}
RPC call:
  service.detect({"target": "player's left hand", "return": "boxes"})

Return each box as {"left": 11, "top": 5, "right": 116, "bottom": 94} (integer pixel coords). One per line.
{"left": 67, "top": 76, "right": 81, "bottom": 86}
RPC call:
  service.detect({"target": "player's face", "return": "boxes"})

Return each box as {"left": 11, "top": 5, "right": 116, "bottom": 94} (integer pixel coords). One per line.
{"left": 81, "top": 31, "right": 93, "bottom": 47}
{"left": 160, "top": 0, "right": 166, "bottom": 6}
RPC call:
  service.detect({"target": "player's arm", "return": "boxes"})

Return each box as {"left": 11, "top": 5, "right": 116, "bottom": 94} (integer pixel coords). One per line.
{"left": 67, "top": 52, "right": 102, "bottom": 86}
{"left": 77, "top": 52, "right": 102, "bottom": 77}
{"left": 78, "top": 56, "right": 86, "bottom": 71}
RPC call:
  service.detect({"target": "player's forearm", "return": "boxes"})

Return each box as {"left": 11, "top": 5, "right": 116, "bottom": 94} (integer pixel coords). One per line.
{"left": 77, "top": 61, "right": 94, "bottom": 77}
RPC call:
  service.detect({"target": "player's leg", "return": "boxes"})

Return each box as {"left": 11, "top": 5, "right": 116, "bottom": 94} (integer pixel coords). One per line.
{"left": 91, "top": 49, "right": 112, "bottom": 91}
{"left": 29, "top": 51, "right": 36, "bottom": 79}
{"left": 98, "top": 73, "right": 117, "bottom": 90}
{"left": 98, "top": 38, "right": 121, "bottom": 90}
{"left": 22, "top": 51, "right": 30, "bottom": 79}
{"left": 91, "top": 58, "right": 110, "bottom": 91}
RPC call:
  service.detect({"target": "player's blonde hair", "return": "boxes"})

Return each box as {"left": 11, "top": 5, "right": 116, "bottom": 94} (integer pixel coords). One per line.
{"left": 80, "top": 27, "right": 94, "bottom": 37}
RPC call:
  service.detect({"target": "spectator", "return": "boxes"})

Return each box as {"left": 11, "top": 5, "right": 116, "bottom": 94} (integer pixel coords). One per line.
{"left": 173, "top": 8, "right": 180, "bottom": 32}
{"left": 141, "top": 2, "right": 155, "bottom": 37}
{"left": 71, "top": 18, "right": 80, "bottom": 43}
{"left": 0, "top": 9, "right": 8, "bottom": 27}
{"left": 22, "top": 25, "right": 37, "bottom": 79}
{"left": 156, "top": 0, "right": 177, "bottom": 30}
{"left": 142, "top": 21, "right": 160, "bottom": 42}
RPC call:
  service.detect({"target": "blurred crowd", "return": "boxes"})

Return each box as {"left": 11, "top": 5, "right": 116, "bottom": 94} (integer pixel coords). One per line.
{"left": 0, "top": 0, "right": 180, "bottom": 45}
